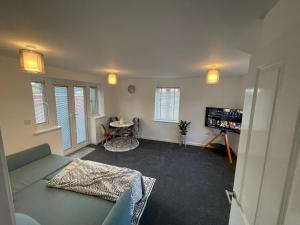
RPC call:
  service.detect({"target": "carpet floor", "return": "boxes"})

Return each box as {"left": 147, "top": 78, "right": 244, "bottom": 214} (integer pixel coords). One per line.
{"left": 83, "top": 139, "right": 236, "bottom": 225}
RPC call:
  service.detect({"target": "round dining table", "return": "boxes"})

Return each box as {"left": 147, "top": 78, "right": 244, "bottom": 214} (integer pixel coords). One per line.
{"left": 109, "top": 120, "right": 134, "bottom": 128}
{"left": 105, "top": 120, "right": 138, "bottom": 152}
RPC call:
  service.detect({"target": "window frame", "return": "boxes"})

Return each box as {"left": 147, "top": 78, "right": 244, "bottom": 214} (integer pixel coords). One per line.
{"left": 154, "top": 87, "right": 180, "bottom": 123}
{"left": 89, "top": 86, "right": 99, "bottom": 116}
{"left": 31, "top": 81, "right": 49, "bottom": 125}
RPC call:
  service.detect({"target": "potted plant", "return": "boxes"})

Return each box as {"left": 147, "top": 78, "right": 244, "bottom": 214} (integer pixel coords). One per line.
{"left": 178, "top": 120, "right": 191, "bottom": 147}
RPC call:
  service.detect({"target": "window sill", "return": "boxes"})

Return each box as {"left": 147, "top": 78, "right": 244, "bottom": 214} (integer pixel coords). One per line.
{"left": 90, "top": 114, "right": 106, "bottom": 119}
{"left": 153, "top": 120, "right": 179, "bottom": 124}
{"left": 33, "top": 126, "right": 61, "bottom": 136}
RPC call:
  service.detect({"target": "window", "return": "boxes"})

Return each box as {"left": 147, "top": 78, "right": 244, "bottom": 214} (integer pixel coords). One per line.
{"left": 90, "top": 87, "right": 98, "bottom": 115}
{"left": 31, "top": 82, "right": 47, "bottom": 124}
{"left": 154, "top": 87, "right": 180, "bottom": 122}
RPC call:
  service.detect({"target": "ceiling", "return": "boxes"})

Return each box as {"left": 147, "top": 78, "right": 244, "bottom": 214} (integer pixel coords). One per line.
{"left": 0, "top": 0, "right": 278, "bottom": 78}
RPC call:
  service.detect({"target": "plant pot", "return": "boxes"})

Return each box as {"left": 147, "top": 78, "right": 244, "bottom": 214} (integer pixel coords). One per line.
{"left": 180, "top": 134, "right": 187, "bottom": 147}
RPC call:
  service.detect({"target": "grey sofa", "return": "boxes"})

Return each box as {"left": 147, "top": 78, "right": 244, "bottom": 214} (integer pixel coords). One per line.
{"left": 7, "top": 144, "right": 131, "bottom": 225}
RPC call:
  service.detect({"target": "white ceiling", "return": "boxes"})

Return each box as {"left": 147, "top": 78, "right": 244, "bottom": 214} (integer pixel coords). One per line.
{"left": 0, "top": 0, "right": 278, "bottom": 78}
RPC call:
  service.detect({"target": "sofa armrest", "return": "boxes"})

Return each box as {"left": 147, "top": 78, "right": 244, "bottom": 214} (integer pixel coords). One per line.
{"left": 102, "top": 189, "right": 131, "bottom": 225}
{"left": 16, "top": 213, "right": 40, "bottom": 225}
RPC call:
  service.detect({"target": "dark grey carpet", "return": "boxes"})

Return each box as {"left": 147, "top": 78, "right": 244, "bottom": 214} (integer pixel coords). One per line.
{"left": 83, "top": 139, "right": 236, "bottom": 225}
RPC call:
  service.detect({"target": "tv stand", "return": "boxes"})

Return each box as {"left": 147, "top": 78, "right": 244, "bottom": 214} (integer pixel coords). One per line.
{"left": 202, "top": 130, "right": 233, "bottom": 163}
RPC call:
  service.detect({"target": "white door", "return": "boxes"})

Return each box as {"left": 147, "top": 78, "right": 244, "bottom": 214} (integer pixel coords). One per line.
{"left": 229, "top": 64, "right": 281, "bottom": 225}
{"left": 54, "top": 84, "right": 89, "bottom": 153}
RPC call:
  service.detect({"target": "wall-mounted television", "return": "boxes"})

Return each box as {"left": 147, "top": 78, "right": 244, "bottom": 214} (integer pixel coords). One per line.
{"left": 205, "top": 107, "right": 243, "bottom": 133}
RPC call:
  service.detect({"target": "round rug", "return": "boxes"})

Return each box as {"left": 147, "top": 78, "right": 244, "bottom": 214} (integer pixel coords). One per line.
{"left": 104, "top": 137, "right": 139, "bottom": 152}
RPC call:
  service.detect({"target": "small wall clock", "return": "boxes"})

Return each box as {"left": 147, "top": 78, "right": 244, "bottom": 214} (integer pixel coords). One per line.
{"left": 128, "top": 85, "right": 136, "bottom": 94}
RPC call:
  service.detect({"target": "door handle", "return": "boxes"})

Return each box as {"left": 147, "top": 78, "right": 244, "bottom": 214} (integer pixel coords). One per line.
{"left": 225, "top": 190, "right": 235, "bottom": 205}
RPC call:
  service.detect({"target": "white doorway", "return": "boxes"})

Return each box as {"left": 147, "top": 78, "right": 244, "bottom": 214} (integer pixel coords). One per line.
{"left": 54, "top": 83, "right": 89, "bottom": 154}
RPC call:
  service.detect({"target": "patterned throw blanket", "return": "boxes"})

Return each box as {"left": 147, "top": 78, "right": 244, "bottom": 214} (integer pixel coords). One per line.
{"left": 47, "top": 159, "right": 144, "bottom": 215}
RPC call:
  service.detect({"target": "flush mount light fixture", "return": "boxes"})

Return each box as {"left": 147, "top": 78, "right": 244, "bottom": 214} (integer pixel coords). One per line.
{"left": 19, "top": 47, "right": 45, "bottom": 74}
{"left": 107, "top": 72, "right": 117, "bottom": 85}
{"left": 206, "top": 68, "right": 220, "bottom": 84}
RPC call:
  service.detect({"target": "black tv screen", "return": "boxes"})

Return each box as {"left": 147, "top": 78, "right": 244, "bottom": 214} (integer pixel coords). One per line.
{"left": 205, "top": 107, "right": 243, "bottom": 133}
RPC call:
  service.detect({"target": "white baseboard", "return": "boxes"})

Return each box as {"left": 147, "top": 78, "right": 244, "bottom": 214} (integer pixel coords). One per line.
{"left": 140, "top": 135, "right": 202, "bottom": 147}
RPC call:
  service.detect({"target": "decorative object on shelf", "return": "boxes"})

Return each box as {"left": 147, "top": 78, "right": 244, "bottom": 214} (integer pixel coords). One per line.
{"left": 128, "top": 84, "right": 136, "bottom": 94}
{"left": 19, "top": 46, "right": 45, "bottom": 74}
{"left": 178, "top": 120, "right": 191, "bottom": 148}
{"left": 206, "top": 67, "right": 220, "bottom": 84}
{"left": 107, "top": 72, "right": 117, "bottom": 85}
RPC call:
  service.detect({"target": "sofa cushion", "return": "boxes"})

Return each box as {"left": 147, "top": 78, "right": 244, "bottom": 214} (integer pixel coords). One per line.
{"left": 102, "top": 189, "right": 132, "bottom": 225}
{"left": 14, "top": 180, "right": 115, "bottom": 225}
{"left": 44, "top": 167, "right": 64, "bottom": 180}
{"left": 7, "top": 144, "right": 52, "bottom": 172}
{"left": 16, "top": 213, "right": 40, "bottom": 225}
{"left": 10, "top": 154, "right": 72, "bottom": 193}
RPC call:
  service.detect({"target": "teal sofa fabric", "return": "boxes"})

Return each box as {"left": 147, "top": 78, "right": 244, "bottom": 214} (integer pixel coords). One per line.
{"left": 16, "top": 213, "right": 40, "bottom": 225}
{"left": 103, "top": 189, "right": 132, "bottom": 225}
{"left": 10, "top": 154, "right": 72, "bottom": 193}
{"left": 7, "top": 144, "right": 51, "bottom": 172}
{"left": 14, "top": 180, "right": 114, "bottom": 225}
{"left": 7, "top": 144, "right": 132, "bottom": 225}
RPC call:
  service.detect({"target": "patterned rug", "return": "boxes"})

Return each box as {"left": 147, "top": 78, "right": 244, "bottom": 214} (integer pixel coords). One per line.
{"left": 104, "top": 137, "right": 139, "bottom": 152}
{"left": 132, "top": 176, "right": 156, "bottom": 225}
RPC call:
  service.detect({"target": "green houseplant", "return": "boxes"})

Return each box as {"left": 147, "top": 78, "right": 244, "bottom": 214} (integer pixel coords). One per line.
{"left": 178, "top": 120, "right": 191, "bottom": 147}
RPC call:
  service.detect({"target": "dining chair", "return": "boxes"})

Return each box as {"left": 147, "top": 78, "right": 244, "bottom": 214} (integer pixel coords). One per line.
{"left": 101, "top": 124, "right": 114, "bottom": 144}
{"left": 132, "top": 117, "right": 140, "bottom": 138}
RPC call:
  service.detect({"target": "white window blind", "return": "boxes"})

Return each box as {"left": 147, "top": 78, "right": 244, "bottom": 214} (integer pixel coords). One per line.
{"left": 31, "top": 82, "right": 47, "bottom": 124}
{"left": 74, "top": 87, "right": 87, "bottom": 144}
{"left": 154, "top": 87, "right": 180, "bottom": 122}
{"left": 90, "top": 87, "right": 98, "bottom": 115}
{"left": 54, "top": 86, "right": 71, "bottom": 150}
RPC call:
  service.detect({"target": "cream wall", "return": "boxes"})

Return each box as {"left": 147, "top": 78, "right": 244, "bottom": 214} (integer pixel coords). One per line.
{"left": 0, "top": 55, "right": 113, "bottom": 155}
{"left": 111, "top": 76, "right": 245, "bottom": 153}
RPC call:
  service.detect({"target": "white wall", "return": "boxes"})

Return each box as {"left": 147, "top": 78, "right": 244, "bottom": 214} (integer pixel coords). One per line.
{"left": 229, "top": 0, "right": 300, "bottom": 224}
{"left": 111, "top": 76, "right": 245, "bottom": 153}
{"left": 0, "top": 55, "right": 113, "bottom": 155}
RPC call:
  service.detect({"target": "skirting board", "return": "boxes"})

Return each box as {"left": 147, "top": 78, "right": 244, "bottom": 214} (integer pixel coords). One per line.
{"left": 140, "top": 135, "right": 238, "bottom": 155}
{"left": 93, "top": 135, "right": 238, "bottom": 155}
{"left": 140, "top": 135, "right": 202, "bottom": 147}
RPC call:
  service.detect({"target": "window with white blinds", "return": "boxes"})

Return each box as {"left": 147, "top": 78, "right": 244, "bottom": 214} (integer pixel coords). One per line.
{"left": 31, "top": 82, "right": 47, "bottom": 124}
{"left": 154, "top": 87, "right": 180, "bottom": 122}
{"left": 90, "top": 87, "right": 98, "bottom": 115}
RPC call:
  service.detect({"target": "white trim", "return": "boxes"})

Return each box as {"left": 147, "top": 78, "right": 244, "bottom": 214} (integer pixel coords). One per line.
{"left": 140, "top": 135, "right": 202, "bottom": 147}
{"left": 33, "top": 126, "right": 61, "bottom": 136}
{"left": 252, "top": 64, "right": 282, "bottom": 224}
{"left": 90, "top": 114, "right": 105, "bottom": 119}
{"left": 277, "top": 105, "right": 300, "bottom": 224}
{"left": 152, "top": 120, "right": 179, "bottom": 124}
